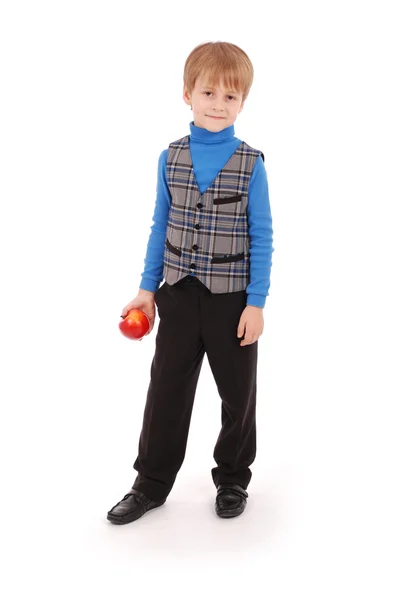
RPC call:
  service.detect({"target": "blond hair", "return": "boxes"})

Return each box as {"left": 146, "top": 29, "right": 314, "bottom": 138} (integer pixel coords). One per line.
{"left": 183, "top": 41, "right": 254, "bottom": 102}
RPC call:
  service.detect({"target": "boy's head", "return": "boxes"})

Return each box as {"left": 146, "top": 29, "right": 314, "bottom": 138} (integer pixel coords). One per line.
{"left": 183, "top": 41, "right": 254, "bottom": 131}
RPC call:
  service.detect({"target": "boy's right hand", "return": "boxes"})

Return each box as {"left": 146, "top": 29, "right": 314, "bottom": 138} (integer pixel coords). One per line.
{"left": 121, "top": 289, "right": 157, "bottom": 336}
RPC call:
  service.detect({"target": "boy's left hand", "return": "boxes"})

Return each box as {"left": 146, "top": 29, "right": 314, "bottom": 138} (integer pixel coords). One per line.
{"left": 237, "top": 305, "right": 264, "bottom": 346}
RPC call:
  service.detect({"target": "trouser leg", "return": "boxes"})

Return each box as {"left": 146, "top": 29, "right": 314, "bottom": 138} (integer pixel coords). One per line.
{"left": 132, "top": 278, "right": 205, "bottom": 501}
{"left": 201, "top": 288, "right": 258, "bottom": 490}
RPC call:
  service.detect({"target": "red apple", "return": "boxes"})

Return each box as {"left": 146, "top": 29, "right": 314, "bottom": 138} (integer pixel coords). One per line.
{"left": 119, "top": 309, "right": 150, "bottom": 340}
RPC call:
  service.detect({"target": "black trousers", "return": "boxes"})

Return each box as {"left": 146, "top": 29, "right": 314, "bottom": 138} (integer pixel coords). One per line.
{"left": 132, "top": 275, "right": 258, "bottom": 501}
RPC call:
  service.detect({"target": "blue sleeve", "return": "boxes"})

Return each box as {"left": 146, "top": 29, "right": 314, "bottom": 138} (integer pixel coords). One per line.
{"left": 245, "top": 155, "right": 274, "bottom": 308}
{"left": 139, "top": 149, "right": 170, "bottom": 292}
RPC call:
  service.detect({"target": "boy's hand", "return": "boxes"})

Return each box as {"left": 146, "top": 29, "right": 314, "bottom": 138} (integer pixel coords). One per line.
{"left": 237, "top": 306, "right": 264, "bottom": 346}
{"left": 121, "top": 289, "right": 156, "bottom": 338}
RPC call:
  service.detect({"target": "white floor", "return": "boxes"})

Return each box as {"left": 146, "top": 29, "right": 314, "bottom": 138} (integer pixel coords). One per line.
{"left": 4, "top": 322, "right": 401, "bottom": 599}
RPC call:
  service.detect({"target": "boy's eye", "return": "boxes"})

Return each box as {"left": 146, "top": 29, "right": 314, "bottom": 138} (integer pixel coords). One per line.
{"left": 204, "top": 92, "right": 236, "bottom": 100}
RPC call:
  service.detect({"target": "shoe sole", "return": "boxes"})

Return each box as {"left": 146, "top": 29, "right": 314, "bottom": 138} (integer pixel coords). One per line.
{"left": 215, "top": 504, "right": 246, "bottom": 518}
{"left": 107, "top": 499, "right": 166, "bottom": 525}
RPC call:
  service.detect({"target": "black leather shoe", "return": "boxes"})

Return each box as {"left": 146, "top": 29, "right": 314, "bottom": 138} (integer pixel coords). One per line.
{"left": 107, "top": 488, "right": 166, "bottom": 524}
{"left": 215, "top": 484, "right": 249, "bottom": 518}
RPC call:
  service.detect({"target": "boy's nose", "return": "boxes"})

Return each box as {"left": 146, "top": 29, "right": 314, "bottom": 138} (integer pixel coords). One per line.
{"left": 211, "top": 101, "right": 224, "bottom": 112}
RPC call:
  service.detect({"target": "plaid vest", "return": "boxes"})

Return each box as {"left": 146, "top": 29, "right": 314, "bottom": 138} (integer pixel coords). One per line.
{"left": 163, "top": 134, "right": 264, "bottom": 293}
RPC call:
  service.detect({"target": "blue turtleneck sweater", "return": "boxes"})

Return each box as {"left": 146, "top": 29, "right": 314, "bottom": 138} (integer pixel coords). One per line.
{"left": 139, "top": 121, "right": 274, "bottom": 308}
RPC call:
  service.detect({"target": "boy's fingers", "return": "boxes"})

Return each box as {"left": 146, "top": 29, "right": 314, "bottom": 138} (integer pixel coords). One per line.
{"left": 240, "top": 333, "right": 252, "bottom": 345}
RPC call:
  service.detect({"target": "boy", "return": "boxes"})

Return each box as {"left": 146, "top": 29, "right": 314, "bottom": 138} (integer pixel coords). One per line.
{"left": 107, "top": 41, "right": 274, "bottom": 523}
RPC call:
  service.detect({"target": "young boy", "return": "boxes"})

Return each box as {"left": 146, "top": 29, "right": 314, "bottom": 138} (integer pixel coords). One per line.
{"left": 107, "top": 41, "right": 274, "bottom": 523}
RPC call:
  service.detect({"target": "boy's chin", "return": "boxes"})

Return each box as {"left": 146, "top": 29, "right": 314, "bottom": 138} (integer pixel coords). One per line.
{"left": 193, "top": 117, "right": 232, "bottom": 130}
{"left": 204, "top": 118, "right": 228, "bottom": 129}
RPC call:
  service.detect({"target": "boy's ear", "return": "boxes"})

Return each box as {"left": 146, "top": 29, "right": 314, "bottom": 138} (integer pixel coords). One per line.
{"left": 183, "top": 86, "right": 191, "bottom": 106}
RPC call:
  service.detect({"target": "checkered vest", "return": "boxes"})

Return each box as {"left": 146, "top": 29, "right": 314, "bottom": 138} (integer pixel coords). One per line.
{"left": 163, "top": 134, "right": 264, "bottom": 293}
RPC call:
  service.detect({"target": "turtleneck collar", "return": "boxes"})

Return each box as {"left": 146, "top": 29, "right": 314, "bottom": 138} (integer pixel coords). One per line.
{"left": 189, "top": 120, "right": 235, "bottom": 143}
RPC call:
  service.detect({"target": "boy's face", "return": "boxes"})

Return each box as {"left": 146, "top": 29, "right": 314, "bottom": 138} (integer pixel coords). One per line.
{"left": 183, "top": 74, "right": 245, "bottom": 132}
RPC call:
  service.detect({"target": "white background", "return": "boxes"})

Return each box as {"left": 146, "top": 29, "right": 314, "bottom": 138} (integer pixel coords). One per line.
{"left": 1, "top": 0, "right": 400, "bottom": 598}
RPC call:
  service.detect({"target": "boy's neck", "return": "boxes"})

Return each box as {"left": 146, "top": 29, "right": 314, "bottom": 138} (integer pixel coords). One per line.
{"left": 189, "top": 120, "right": 235, "bottom": 143}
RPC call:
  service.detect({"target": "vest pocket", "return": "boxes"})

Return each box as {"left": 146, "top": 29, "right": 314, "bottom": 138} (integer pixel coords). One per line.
{"left": 165, "top": 238, "right": 182, "bottom": 257}
{"left": 213, "top": 194, "right": 242, "bottom": 205}
{"left": 211, "top": 252, "right": 245, "bottom": 264}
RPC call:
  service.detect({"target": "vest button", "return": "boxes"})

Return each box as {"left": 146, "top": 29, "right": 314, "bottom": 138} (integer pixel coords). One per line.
{"left": 190, "top": 263, "right": 196, "bottom": 269}
{"left": 192, "top": 244, "right": 198, "bottom": 250}
{"left": 194, "top": 224, "right": 200, "bottom": 230}
{"left": 196, "top": 203, "right": 202, "bottom": 209}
